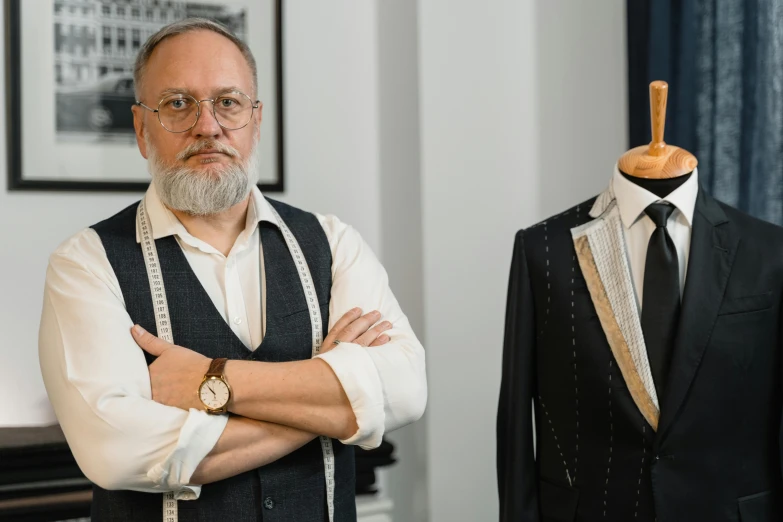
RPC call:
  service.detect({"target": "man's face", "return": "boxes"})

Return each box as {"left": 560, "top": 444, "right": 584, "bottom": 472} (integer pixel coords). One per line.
{"left": 131, "top": 30, "right": 263, "bottom": 215}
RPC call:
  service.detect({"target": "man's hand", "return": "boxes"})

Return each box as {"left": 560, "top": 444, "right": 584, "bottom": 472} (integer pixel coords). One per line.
{"left": 130, "top": 325, "right": 210, "bottom": 411}
{"left": 321, "top": 308, "right": 392, "bottom": 353}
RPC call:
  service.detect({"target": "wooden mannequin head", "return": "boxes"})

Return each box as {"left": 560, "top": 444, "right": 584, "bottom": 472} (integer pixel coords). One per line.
{"left": 618, "top": 81, "right": 698, "bottom": 179}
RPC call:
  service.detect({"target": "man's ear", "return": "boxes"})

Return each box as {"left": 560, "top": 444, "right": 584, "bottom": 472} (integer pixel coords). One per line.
{"left": 131, "top": 104, "right": 148, "bottom": 159}
{"left": 253, "top": 100, "right": 263, "bottom": 142}
{"left": 255, "top": 101, "right": 263, "bottom": 127}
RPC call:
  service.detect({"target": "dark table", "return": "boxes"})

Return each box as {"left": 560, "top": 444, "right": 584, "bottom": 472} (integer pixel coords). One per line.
{"left": 0, "top": 425, "right": 91, "bottom": 522}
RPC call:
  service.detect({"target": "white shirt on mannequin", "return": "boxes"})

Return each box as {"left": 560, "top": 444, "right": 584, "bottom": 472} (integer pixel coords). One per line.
{"left": 612, "top": 166, "right": 700, "bottom": 311}
{"left": 38, "top": 183, "right": 426, "bottom": 499}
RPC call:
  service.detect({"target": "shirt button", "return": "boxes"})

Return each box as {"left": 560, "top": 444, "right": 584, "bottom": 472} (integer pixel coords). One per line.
{"left": 233, "top": 317, "right": 242, "bottom": 325}
{"left": 263, "top": 497, "right": 274, "bottom": 510}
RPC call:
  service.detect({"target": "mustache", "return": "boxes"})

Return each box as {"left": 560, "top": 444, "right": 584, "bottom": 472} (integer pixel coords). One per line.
{"left": 176, "top": 140, "right": 240, "bottom": 161}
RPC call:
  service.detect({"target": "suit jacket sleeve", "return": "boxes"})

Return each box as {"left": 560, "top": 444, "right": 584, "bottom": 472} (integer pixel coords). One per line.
{"left": 497, "top": 230, "right": 539, "bottom": 521}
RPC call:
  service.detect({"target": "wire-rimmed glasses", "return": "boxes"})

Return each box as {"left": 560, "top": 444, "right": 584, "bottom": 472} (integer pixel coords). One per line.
{"left": 136, "top": 91, "right": 260, "bottom": 133}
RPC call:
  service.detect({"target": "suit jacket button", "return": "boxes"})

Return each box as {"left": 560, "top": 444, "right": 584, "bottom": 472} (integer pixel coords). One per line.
{"left": 264, "top": 497, "right": 275, "bottom": 510}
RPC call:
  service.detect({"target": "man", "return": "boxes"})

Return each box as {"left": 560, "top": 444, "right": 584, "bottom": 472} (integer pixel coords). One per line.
{"left": 39, "top": 19, "right": 426, "bottom": 522}
{"left": 497, "top": 166, "right": 782, "bottom": 520}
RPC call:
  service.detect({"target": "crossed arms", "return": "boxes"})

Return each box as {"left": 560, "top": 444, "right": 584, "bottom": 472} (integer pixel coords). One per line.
{"left": 39, "top": 220, "right": 426, "bottom": 499}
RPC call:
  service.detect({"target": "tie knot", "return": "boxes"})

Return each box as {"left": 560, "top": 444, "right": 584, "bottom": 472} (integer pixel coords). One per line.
{"left": 644, "top": 203, "right": 675, "bottom": 228}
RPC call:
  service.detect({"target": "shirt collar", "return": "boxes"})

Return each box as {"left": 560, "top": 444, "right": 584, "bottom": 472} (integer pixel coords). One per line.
{"left": 249, "top": 184, "right": 278, "bottom": 228}
{"left": 611, "top": 164, "right": 699, "bottom": 229}
{"left": 135, "top": 182, "right": 278, "bottom": 245}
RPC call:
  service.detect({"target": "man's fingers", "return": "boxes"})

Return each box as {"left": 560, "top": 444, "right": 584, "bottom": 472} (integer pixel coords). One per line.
{"left": 334, "top": 308, "right": 363, "bottom": 332}
{"left": 354, "top": 321, "right": 392, "bottom": 347}
{"left": 338, "top": 311, "right": 381, "bottom": 343}
{"left": 323, "top": 308, "right": 362, "bottom": 348}
{"left": 369, "top": 334, "right": 390, "bottom": 347}
{"left": 130, "top": 325, "right": 171, "bottom": 356}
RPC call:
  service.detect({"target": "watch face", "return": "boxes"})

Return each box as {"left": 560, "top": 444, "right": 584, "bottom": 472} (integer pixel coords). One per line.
{"left": 199, "top": 378, "right": 230, "bottom": 410}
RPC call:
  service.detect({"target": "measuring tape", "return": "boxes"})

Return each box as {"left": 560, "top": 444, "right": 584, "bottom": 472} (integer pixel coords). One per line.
{"left": 136, "top": 198, "right": 178, "bottom": 522}
{"left": 268, "top": 204, "right": 336, "bottom": 522}
{"left": 136, "top": 198, "right": 336, "bottom": 522}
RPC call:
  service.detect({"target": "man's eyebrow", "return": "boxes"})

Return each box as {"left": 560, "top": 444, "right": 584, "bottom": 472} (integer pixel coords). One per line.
{"left": 158, "top": 87, "right": 192, "bottom": 97}
{"left": 213, "top": 86, "right": 247, "bottom": 95}
{"left": 158, "top": 86, "right": 249, "bottom": 97}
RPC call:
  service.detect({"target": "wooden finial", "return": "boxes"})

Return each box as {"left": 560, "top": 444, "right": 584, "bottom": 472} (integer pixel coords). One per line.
{"left": 618, "top": 80, "right": 697, "bottom": 178}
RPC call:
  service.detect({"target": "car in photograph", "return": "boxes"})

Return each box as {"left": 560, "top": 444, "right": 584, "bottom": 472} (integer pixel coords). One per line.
{"left": 56, "top": 73, "right": 136, "bottom": 133}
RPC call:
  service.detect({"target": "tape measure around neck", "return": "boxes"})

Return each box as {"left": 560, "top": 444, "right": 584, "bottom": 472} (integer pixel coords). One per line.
{"left": 137, "top": 198, "right": 336, "bottom": 522}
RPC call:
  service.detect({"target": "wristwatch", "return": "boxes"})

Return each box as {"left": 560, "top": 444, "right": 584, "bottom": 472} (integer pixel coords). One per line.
{"left": 198, "top": 358, "right": 231, "bottom": 414}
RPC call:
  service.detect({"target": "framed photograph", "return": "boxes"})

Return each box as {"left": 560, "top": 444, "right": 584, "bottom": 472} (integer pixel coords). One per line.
{"left": 5, "top": 0, "right": 284, "bottom": 192}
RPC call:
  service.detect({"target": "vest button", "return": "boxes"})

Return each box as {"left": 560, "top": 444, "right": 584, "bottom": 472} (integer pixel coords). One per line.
{"left": 263, "top": 497, "right": 275, "bottom": 510}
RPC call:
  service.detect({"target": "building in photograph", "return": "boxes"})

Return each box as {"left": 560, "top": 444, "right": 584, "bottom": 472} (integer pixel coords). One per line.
{"left": 54, "top": 0, "right": 189, "bottom": 87}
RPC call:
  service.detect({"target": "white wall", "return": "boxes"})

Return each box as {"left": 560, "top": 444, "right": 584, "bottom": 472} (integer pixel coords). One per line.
{"left": 276, "top": 1, "right": 382, "bottom": 253}
{"left": 417, "top": 2, "right": 540, "bottom": 520}
{"left": 0, "top": 0, "right": 384, "bottom": 426}
{"left": 536, "top": 1, "right": 628, "bottom": 215}
{"left": 417, "top": 1, "right": 627, "bottom": 520}
{"left": 376, "top": 1, "right": 429, "bottom": 521}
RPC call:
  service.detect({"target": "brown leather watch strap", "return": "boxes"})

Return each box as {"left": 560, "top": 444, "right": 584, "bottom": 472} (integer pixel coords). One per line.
{"left": 206, "top": 358, "right": 228, "bottom": 377}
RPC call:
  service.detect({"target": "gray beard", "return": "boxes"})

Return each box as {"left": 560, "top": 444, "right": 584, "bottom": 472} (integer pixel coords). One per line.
{"left": 146, "top": 136, "right": 260, "bottom": 217}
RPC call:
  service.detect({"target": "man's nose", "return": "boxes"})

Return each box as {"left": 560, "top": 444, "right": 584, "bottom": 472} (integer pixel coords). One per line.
{"left": 190, "top": 100, "right": 222, "bottom": 138}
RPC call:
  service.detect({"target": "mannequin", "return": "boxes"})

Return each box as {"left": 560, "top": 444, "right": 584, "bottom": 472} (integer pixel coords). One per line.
{"left": 497, "top": 80, "right": 783, "bottom": 521}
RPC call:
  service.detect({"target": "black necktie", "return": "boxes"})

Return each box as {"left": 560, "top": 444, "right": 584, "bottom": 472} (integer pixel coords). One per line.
{"left": 641, "top": 203, "right": 680, "bottom": 399}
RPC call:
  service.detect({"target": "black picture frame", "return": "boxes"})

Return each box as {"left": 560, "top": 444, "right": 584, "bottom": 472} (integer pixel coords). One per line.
{"left": 5, "top": 0, "right": 285, "bottom": 193}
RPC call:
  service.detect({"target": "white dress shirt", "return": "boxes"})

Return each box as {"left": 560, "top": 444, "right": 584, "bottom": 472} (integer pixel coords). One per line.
{"left": 612, "top": 166, "right": 700, "bottom": 311}
{"left": 38, "top": 183, "right": 427, "bottom": 499}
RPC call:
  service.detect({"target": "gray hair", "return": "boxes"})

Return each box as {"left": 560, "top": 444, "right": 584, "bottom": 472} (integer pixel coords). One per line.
{"left": 133, "top": 18, "right": 257, "bottom": 100}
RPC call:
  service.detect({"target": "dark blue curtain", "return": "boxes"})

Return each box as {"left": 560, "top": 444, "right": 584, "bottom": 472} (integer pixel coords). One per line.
{"left": 628, "top": 0, "right": 783, "bottom": 224}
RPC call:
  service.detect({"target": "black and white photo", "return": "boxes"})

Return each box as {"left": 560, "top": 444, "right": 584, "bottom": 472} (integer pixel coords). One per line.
{"left": 6, "top": 0, "right": 283, "bottom": 191}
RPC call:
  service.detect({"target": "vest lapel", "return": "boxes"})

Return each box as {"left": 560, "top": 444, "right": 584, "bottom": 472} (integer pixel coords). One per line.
{"left": 571, "top": 187, "right": 660, "bottom": 431}
{"left": 155, "top": 235, "right": 254, "bottom": 356}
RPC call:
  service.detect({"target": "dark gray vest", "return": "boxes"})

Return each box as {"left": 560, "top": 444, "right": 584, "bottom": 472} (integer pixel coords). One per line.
{"left": 89, "top": 198, "right": 356, "bottom": 522}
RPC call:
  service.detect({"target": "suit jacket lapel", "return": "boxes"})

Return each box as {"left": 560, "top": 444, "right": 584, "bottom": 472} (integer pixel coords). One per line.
{"left": 656, "top": 188, "right": 738, "bottom": 443}
{"left": 572, "top": 194, "right": 660, "bottom": 432}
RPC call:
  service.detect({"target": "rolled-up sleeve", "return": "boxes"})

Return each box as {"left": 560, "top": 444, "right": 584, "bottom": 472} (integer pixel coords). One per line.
{"left": 314, "top": 215, "right": 427, "bottom": 449}
{"left": 38, "top": 229, "right": 227, "bottom": 498}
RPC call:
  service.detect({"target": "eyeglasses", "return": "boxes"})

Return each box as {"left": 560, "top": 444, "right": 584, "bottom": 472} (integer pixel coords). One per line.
{"left": 136, "top": 91, "right": 260, "bottom": 133}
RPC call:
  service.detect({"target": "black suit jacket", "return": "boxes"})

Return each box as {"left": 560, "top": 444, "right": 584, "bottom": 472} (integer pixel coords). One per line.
{"left": 497, "top": 186, "right": 783, "bottom": 521}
